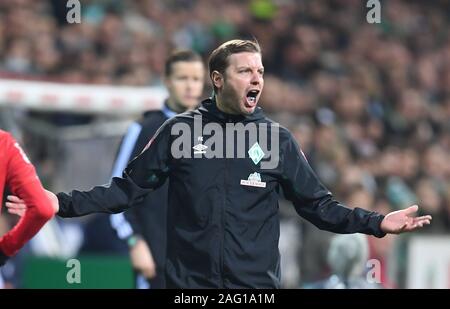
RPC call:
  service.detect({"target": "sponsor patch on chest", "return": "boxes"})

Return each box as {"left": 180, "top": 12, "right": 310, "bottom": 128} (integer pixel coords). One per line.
{"left": 240, "top": 172, "right": 266, "bottom": 188}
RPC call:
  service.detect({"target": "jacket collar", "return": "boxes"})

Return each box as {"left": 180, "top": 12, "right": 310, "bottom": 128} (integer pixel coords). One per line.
{"left": 161, "top": 100, "right": 178, "bottom": 119}
{"left": 198, "top": 97, "right": 265, "bottom": 123}
{"left": 143, "top": 100, "right": 178, "bottom": 119}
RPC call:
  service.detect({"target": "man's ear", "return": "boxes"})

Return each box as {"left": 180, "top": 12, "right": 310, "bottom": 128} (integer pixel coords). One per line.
{"left": 163, "top": 75, "right": 171, "bottom": 89}
{"left": 211, "top": 71, "right": 223, "bottom": 90}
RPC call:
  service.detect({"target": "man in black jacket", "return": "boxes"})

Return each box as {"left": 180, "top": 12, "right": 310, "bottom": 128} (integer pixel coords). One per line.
{"left": 7, "top": 40, "right": 432, "bottom": 288}
{"left": 109, "top": 50, "right": 205, "bottom": 289}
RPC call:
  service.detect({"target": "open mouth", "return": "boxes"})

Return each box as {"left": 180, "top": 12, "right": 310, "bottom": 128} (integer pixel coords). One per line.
{"left": 245, "top": 90, "right": 260, "bottom": 106}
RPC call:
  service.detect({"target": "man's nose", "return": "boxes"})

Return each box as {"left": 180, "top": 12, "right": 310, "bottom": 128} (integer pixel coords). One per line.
{"left": 251, "top": 72, "right": 261, "bottom": 85}
{"left": 186, "top": 79, "right": 196, "bottom": 90}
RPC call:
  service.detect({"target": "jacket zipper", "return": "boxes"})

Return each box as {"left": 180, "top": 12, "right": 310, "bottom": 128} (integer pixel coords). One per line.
{"left": 220, "top": 154, "right": 227, "bottom": 288}
{"left": 220, "top": 127, "right": 228, "bottom": 288}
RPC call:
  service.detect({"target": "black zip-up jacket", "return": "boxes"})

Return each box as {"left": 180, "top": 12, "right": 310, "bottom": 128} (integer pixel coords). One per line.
{"left": 57, "top": 98, "right": 386, "bottom": 288}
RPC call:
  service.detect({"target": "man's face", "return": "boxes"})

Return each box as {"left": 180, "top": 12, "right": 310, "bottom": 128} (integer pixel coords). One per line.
{"left": 216, "top": 52, "right": 264, "bottom": 115}
{"left": 165, "top": 61, "right": 205, "bottom": 111}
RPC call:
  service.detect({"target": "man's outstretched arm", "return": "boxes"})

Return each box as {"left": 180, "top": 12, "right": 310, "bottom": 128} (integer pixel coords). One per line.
{"left": 278, "top": 130, "right": 431, "bottom": 237}
{"left": 56, "top": 174, "right": 154, "bottom": 217}
{"left": 6, "top": 120, "right": 174, "bottom": 218}
{"left": 57, "top": 119, "right": 173, "bottom": 218}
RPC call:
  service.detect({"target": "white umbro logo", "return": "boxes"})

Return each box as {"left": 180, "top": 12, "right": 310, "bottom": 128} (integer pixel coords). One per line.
{"left": 193, "top": 136, "right": 208, "bottom": 154}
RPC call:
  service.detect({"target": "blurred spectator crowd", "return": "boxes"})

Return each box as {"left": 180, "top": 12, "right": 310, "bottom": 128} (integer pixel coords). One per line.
{"left": 1, "top": 0, "right": 449, "bottom": 288}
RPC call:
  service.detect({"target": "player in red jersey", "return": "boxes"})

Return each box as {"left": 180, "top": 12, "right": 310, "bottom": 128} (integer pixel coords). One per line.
{"left": 0, "top": 130, "right": 55, "bottom": 266}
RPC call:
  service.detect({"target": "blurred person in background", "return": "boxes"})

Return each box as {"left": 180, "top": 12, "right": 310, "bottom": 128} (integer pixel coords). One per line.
{"left": 109, "top": 49, "right": 205, "bottom": 289}
{"left": 304, "top": 233, "right": 379, "bottom": 289}
{"left": 368, "top": 198, "right": 397, "bottom": 289}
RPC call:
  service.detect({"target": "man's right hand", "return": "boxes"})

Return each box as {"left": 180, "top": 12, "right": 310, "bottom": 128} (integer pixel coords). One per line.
{"left": 129, "top": 237, "right": 157, "bottom": 279}
{"left": 6, "top": 189, "right": 59, "bottom": 217}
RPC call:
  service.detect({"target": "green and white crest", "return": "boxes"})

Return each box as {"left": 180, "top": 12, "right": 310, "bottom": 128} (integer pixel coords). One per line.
{"left": 248, "top": 142, "right": 265, "bottom": 165}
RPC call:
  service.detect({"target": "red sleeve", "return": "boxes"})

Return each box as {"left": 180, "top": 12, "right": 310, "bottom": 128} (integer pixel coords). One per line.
{"left": 0, "top": 135, "right": 54, "bottom": 257}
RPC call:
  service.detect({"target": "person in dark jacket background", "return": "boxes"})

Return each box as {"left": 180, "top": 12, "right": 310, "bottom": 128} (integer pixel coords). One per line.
{"left": 7, "top": 40, "right": 432, "bottom": 288}
{"left": 109, "top": 49, "right": 205, "bottom": 289}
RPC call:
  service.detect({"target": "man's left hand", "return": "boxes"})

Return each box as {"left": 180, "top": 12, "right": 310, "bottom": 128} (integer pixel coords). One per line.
{"left": 381, "top": 205, "right": 432, "bottom": 234}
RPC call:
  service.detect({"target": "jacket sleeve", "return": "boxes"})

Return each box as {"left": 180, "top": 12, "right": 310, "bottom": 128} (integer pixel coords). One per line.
{"left": 0, "top": 135, "right": 54, "bottom": 258}
{"left": 121, "top": 120, "right": 166, "bottom": 237}
{"left": 278, "top": 130, "right": 386, "bottom": 238}
{"left": 57, "top": 119, "right": 173, "bottom": 218}
{"left": 108, "top": 122, "right": 144, "bottom": 240}
{"left": 109, "top": 120, "right": 159, "bottom": 240}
